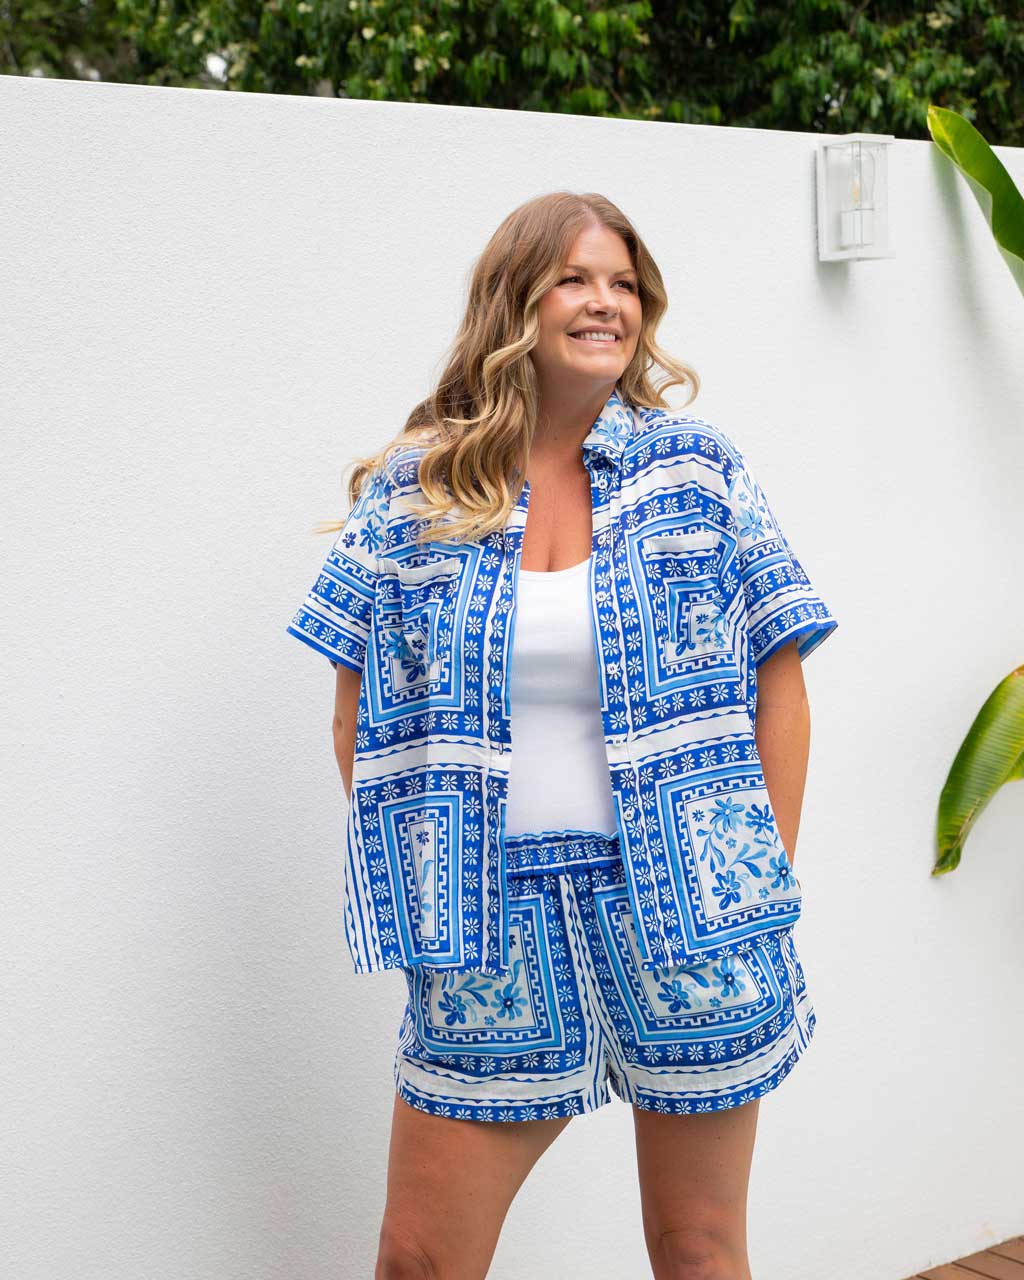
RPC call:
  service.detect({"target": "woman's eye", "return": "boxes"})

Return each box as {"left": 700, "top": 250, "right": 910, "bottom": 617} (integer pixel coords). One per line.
{"left": 559, "top": 275, "right": 636, "bottom": 290}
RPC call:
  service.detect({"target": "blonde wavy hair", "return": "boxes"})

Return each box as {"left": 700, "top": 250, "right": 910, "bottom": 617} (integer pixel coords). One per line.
{"left": 316, "top": 190, "right": 700, "bottom": 547}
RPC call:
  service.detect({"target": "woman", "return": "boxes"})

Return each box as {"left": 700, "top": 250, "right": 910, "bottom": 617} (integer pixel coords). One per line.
{"left": 287, "top": 191, "right": 838, "bottom": 1279}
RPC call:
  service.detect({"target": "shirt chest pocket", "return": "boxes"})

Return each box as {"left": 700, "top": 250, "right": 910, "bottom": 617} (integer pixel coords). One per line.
{"left": 380, "top": 556, "right": 462, "bottom": 686}
{"left": 639, "top": 530, "right": 736, "bottom": 670}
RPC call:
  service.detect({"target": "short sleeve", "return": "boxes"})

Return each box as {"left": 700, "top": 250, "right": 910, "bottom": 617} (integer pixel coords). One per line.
{"left": 285, "top": 462, "right": 395, "bottom": 674}
{"left": 723, "top": 442, "right": 838, "bottom": 669}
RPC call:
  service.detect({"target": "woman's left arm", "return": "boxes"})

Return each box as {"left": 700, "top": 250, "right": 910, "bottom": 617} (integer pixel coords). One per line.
{"left": 754, "top": 639, "right": 811, "bottom": 873}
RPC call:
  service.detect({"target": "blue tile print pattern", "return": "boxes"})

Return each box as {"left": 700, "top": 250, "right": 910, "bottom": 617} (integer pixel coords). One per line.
{"left": 393, "top": 830, "right": 816, "bottom": 1120}
{"left": 286, "top": 388, "right": 838, "bottom": 976}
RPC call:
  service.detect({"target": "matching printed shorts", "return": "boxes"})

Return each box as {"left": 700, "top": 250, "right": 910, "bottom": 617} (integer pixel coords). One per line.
{"left": 394, "top": 830, "right": 816, "bottom": 1122}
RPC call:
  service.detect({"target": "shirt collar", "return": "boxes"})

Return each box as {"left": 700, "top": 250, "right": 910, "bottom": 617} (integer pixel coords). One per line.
{"left": 580, "top": 385, "right": 636, "bottom": 467}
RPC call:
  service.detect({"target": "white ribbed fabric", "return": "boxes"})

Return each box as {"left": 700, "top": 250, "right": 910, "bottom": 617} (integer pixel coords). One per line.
{"left": 504, "top": 554, "right": 618, "bottom": 838}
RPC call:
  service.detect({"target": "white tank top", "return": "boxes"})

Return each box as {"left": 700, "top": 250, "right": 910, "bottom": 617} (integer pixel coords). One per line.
{"left": 504, "top": 554, "right": 619, "bottom": 838}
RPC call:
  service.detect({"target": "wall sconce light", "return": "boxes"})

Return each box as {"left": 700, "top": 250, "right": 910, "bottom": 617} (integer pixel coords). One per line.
{"left": 815, "top": 132, "right": 895, "bottom": 261}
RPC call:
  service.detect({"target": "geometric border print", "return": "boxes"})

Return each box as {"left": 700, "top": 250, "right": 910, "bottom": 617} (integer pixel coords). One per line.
{"left": 395, "top": 559, "right": 460, "bottom": 686}
{"left": 408, "top": 894, "right": 582, "bottom": 1057}
{"left": 634, "top": 532, "right": 742, "bottom": 690}
{"left": 592, "top": 885, "right": 794, "bottom": 1048}
{"left": 665, "top": 581, "right": 733, "bottom": 664}
{"left": 380, "top": 791, "right": 461, "bottom": 963}
{"left": 372, "top": 603, "right": 460, "bottom": 710}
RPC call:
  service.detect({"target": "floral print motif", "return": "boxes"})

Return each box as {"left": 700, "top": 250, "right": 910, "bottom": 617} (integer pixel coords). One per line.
{"left": 686, "top": 593, "right": 732, "bottom": 653}
{"left": 652, "top": 953, "right": 747, "bottom": 1015}
{"left": 413, "top": 827, "right": 434, "bottom": 929}
{"left": 689, "top": 796, "right": 799, "bottom": 913}
{"left": 398, "top": 623, "right": 430, "bottom": 681}
{"left": 436, "top": 960, "right": 529, "bottom": 1027}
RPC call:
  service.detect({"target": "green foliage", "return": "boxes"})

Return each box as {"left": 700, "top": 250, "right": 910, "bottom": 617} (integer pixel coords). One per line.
{"left": 924, "top": 108, "right": 1024, "bottom": 875}
{"left": 2, "top": 0, "right": 1022, "bottom": 143}
{"left": 928, "top": 103, "right": 1024, "bottom": 292}
{"left": 932, "top": 666, "right": 1024, "bottom": 874}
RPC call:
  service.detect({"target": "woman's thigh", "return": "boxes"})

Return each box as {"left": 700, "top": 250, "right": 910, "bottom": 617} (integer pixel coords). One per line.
{"left": 377, "top": 1091, "right": 573, "bottom": 1279}
{"left": 632, "top": 1099, "right": 760, "bottom": 1268}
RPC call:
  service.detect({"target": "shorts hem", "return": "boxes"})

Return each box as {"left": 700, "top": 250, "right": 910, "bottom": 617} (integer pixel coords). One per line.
{"left": 394, "top": 1078, "right": 612, "bottom": 1123}
{"left": 610, "top": 1002, "right": 817, "bottom": 1114}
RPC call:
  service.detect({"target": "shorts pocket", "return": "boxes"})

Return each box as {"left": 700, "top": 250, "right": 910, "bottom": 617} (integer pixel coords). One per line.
{"left": 591, "top": 886, "right": 793, "bottom": 1044}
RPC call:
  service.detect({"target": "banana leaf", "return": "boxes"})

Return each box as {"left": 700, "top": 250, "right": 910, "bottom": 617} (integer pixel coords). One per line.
{"left": 934, "top": 666, "right": 1024, "bottom": 874}
{"left": 927, "top": 104, "right": 1024, "bottom": 297}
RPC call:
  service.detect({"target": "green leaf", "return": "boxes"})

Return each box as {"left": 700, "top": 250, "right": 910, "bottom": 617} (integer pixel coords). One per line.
{"left": 927, "top": 104, "right": 1024, "bottom": 296}
{"left": 934, "top": 666, "right": 1024, "bottom": 874}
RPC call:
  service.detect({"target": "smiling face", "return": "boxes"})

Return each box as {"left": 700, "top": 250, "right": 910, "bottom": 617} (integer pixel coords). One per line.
{"left": 531, "top": 221, "right": 642, "bottom": 397}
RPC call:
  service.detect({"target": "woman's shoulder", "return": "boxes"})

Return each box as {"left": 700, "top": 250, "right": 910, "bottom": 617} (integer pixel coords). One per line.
{"left": 375, "top": 432, "right": 437, "bottom": 484}
{"left": 632, "top": 403, "right": 747, "bottom": 470}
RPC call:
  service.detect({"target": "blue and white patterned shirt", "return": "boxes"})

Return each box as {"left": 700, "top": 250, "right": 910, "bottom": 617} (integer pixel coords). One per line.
{"left": 287, "top": 386, "right": 838, "bottom": 977}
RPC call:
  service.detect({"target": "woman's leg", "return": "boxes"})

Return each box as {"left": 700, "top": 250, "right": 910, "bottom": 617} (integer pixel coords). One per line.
{"left": 633, "top": 1099, "right": 760, "bottom": 1280}
{"left": 376, "top": 1092, "right": 573, "bottom": 1280}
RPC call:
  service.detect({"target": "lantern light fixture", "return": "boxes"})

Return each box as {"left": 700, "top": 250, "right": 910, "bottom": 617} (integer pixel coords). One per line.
{"left": 815, "top": 132, "right": 895, "bottom": 261}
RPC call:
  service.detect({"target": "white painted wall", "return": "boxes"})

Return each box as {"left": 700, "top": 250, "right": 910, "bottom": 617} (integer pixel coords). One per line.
{"left": 3, "top": 72, "right": 1023, "bottom": 1280}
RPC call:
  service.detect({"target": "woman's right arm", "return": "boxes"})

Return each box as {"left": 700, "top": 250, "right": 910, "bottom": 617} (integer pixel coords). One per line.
{"left": 332, "top": 663, "right": 362, "bottom": 800}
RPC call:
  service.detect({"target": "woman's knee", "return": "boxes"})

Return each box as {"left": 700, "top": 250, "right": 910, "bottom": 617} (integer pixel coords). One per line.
{"left": 375, "top": 1222, "right": 439, "bottom": 1280}
{"left": 652, "top": 1225, "right": 750, "bottom": 1280}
